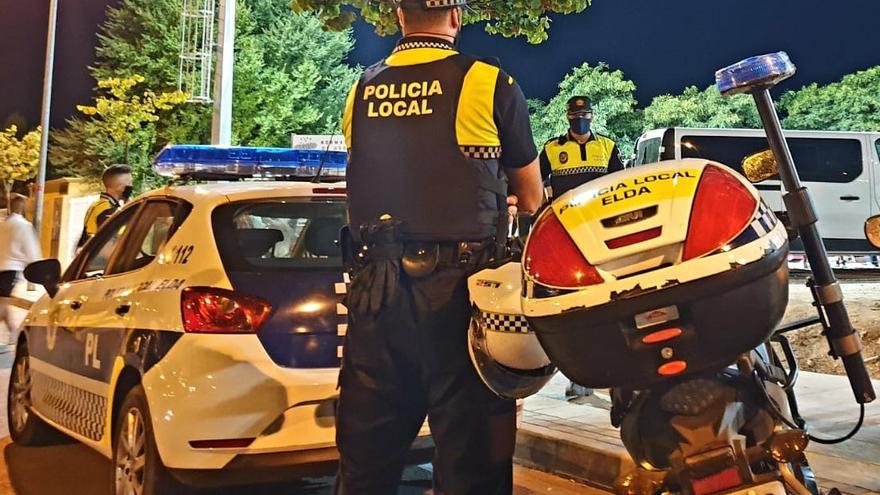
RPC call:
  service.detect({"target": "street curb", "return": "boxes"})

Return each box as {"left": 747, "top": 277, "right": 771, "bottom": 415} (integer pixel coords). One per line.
{"left": 514, "top": 424, "right": 634, "bottom": 490}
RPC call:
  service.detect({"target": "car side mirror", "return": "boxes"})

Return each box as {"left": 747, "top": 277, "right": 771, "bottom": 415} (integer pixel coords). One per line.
{"left": 866, "top": 215, "right": 880, "bottom": 249}
{"left": 741, "top": 149, "right": 779, "bottom": 183}
{"left": 23, "top": 259, "right": 61, "bottom": 298}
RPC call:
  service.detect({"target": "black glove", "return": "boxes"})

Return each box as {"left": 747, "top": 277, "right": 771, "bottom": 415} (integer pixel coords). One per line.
{"left": 347, "top": 217, "right": 404, "bottom": 317}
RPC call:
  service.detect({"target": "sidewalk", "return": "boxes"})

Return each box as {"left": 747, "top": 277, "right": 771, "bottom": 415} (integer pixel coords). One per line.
{"left": 515, "top": 373, "right": 880, "bottom": 494}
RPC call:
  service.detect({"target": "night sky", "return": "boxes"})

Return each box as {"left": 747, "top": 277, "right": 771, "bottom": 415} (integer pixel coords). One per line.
{"left": 3, "top": 0, "right": 880, "bottom": 132}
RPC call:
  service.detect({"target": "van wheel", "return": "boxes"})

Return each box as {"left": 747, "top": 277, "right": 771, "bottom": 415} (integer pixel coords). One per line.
{"left": 7, "top": 340, "right": 66, "bottom": 445}
{"left": 114, "top": 385, "right": 192, "bottom": 495}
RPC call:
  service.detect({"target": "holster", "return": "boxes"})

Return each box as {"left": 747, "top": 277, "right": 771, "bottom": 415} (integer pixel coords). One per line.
{"left": 345, "top": 217, "right": 404, "bottom": 318}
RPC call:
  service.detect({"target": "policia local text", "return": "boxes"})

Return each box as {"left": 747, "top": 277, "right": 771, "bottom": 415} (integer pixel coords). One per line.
{"left": 363, "top": 80, "right": 444, "bottom": 118}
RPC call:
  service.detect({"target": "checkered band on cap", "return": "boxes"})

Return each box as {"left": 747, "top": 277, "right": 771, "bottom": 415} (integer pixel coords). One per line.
{"left": 555, "top": 165, "right": 608, "bottom": 175}
{"left": 480, "top": 312, "right": 531, "bottom": 334}
{"left": 461, "top": 146, "right": 502, "bottom": 160}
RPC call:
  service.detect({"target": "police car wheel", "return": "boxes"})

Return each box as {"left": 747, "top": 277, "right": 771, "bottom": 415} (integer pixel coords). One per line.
{"left": 7, "top": 340, "right": 66, "bottom": 446}
{"left": 113, "top": 385, "right": 192, "bottom": 495}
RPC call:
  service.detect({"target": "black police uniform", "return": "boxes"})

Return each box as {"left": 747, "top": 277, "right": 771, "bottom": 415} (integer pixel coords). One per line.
{"left": 338, "top": 35, "right": 537, "bottom": 494}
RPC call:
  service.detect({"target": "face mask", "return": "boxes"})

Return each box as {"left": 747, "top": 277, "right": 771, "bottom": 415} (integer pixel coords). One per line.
{"left": 569, "top": 117, "right": 591, "bottom": 136}
{"left": 122, "top": 185, "right": 134, "bottom": 201}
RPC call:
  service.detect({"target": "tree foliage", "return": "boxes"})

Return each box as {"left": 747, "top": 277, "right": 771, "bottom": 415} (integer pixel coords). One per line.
{"left": 0, "top": 125, "right": 42, "bottom": 206}
{"left": 291, "top": 0, "right": 591, "bottom": 44}
{"left": 52, "top": 0, "right": 360, "bottom": 187}
{"left": 76, "top": 75, "right": 188, "bottom": 163}
{"left": 530, "top": 62, "right": 641, "bottom": 156}
{"left": 779, "top": 66, "right": 880, "bottom": 132}
{"left": 642, "top": 85, "right": 760, "bottom": 131}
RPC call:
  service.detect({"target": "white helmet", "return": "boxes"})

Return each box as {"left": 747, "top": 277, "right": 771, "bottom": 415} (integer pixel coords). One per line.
{"left": 467, "top": 261, "right": 556, "bottom": 399}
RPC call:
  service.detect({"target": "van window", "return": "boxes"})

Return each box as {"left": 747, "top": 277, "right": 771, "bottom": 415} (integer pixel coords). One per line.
{"left": 680, "top": 135, "right": 863, "bottom": 183}
{"left": 636, "top": 137, "right": 662, "bottom": 165}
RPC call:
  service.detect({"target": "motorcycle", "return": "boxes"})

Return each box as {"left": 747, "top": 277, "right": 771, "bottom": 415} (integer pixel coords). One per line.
{"left": 467, "top": 53, "right": 876, "bottom": 495}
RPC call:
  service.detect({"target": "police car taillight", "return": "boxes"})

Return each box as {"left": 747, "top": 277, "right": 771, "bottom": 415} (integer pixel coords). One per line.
{"left": 682, "top": 165, "right": 757, "bottom": 261}
{"left": 181, "top": 287, "right": 272, "bottom": 334}
{"left": 524, "top": 209, "right": 603, "bottom": 288}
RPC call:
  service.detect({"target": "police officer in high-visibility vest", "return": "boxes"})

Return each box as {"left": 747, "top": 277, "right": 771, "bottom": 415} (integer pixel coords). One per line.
{"left": 338, "top": 0, "right": 543, "bottom": 492}
{"left": 540, "top": 97, "right": 623, "bottom": 401}
{"left": 78, "top": 164, "right": 133, "bottom": 248}
{"left": 540, "top": 96, "right": 624, "bottom": 198}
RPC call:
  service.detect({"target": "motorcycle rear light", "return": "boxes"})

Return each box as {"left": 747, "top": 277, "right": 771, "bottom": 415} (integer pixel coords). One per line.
{"left": 658, "top": 360, "right": 688, "bottom": 376}
{"left": 524, "top": 210, "right": 603, "bottom": 288}
{"left": 181, "top": 287, "right": 272, "bottom": 334}
{"left": 691, "top": 467, "right": 743, "bottom": 495}
{"left": 189, "top": 437, "right": 256, "bottom": 449}
{"left": 683, "top": 165, "right": 757, "bottom": 261}
{"left": 642, "top": 327, "right": 683, "bottom": 344}
{"left": 605, "top": 227, "right": 663, "bottom": 250}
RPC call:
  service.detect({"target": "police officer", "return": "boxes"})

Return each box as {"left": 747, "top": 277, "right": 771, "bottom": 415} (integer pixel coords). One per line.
{"left": 540, "top": 97, "right": 623, "bottom": 400}
{"left": 540, "top": 96, "right": 625, "bottom": 198}
{"left": 78, "top": 164, "right": 133, "bottom": 247}
{"left": 338, "top": 0, "right": 543, "bottom": 492}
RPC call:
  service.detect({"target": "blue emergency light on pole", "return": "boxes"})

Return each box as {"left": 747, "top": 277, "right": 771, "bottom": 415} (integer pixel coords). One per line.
{"left": 716, "top": 52, "right": 876, "bottom": 405}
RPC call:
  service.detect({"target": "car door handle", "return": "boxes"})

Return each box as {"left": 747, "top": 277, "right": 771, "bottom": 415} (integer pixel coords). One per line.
{"left": 840, "top": 195, "right": 860, "bottom": 201}
{"left": 69, "top": 300, "right": 82, "bottom": 310}
{"left": 115, "top": 304, "right": 131, "bottom": 316}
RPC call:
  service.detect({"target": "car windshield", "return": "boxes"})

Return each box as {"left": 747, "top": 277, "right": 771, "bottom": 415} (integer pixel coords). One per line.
{"left": 213, "top": 198, "right": 347, "bottom": 271}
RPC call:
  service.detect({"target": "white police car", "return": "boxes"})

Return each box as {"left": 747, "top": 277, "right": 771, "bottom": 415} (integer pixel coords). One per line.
{"left": 8, "top": 146, "right": 432, "bottom": 494}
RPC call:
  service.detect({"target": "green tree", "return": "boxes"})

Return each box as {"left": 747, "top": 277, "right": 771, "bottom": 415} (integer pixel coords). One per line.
{"left": 0, "top": 125, "right": 42, "bottom": 207}
{"left": 779, "top": 66, "right": 880, "bottom": 131}
{"left": 530, "top": 62, "right": 642, "bottom": 157}
{"left": 232, "top": 0, "right": 361, "bottom": 146}
{"left": 291, "top": 0, "right": 591, "bottom": 44}
{"left": 642, "top": 85, "right": 760, "bottom": 131}
{"left": 53, "top": 0, "right": 360, "bottom": 184}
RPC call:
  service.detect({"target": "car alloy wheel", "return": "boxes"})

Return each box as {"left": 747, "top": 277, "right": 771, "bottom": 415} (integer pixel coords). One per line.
{"left": 9, "top": 355, "right": 31, "bottom": 435}
{"left": 116, "top": 407, "right": 147, "bottom": 495}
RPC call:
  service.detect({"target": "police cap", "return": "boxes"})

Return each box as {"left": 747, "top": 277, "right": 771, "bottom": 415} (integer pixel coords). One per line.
{"left": 567, "top": 96, "right": 592, "bottom": 114}
{"left": 395, "top": 0, "right": 467, "bottom": 9}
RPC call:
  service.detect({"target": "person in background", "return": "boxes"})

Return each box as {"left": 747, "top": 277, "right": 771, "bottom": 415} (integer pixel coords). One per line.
{"left": 78, "top": 164, "right": 133, "bottom": 248}
{"left": 0, "top": 194, "right": 41, "bottom": 349}
{"left": 539, "top": 96, "right": 625, "bottom": 400}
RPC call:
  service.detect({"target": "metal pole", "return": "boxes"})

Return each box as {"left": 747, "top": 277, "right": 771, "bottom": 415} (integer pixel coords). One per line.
{"left": 34, "top": 0, "right": 60, "bottom": 238}
{"left": 753, "top": 89, "right": 875, "bottom": 404}
{"left": 211, "top": 0, "right": 235, "bottom": 146}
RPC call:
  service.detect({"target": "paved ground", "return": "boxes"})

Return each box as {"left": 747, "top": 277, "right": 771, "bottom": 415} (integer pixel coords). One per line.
{"left": 0, "top": 303, "right": 605, "bottom": 494}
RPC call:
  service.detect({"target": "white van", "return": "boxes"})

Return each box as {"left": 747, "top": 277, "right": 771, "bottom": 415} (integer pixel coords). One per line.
{"left": 634, "top": 127, "right": 880, "bottom": 253}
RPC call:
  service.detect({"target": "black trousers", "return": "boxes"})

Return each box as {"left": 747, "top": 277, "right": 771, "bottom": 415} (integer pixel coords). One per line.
{"left": 336, "top": 264, "right": 516, "bottom": 495}
{"left": 0, "top": 271, "right": 17, "bottom": 297}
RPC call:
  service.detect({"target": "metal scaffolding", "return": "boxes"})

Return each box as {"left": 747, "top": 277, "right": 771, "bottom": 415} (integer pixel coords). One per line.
{"left": 178, "top": 0, "right": 215, "bottom": 103}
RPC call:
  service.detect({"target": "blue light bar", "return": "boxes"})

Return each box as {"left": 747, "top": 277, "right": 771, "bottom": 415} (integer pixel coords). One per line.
{"left": 153, "top": 145, "right": 347, "bottom": 179}
{"left": 715, "top": 52, "right": 796, "bottom": 96}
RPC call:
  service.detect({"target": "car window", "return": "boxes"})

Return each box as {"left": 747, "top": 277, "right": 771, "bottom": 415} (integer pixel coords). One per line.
{"left": 110, "top": 199, "right": 191, "bottom": 275}
{"left": 213, "top": 199, "right": 347, "bottom": 271}
{"left": 680, "top": 135, "right": 863, "bottom": 183}
{"left": 73, "top": 206, "right": 141, "bottom": 280}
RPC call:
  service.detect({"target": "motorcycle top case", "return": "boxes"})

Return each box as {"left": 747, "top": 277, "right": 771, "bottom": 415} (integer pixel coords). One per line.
{"left": 518, "top": 159, "right": 790, "bottom": 390}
